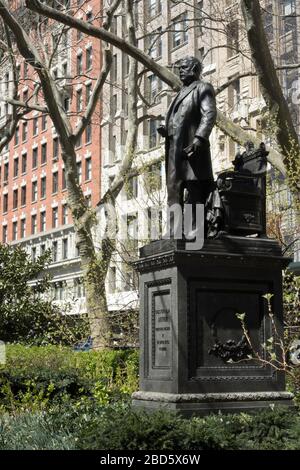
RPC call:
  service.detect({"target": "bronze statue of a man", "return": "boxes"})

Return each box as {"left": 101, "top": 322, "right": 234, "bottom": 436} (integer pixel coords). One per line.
{"left": 158, "top": 56, "right": 217, "bottom": 235}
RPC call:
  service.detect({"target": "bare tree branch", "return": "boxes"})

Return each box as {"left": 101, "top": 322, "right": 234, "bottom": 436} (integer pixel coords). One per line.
{"left": 25, "top": 0, "right": 181, "bottom": 89}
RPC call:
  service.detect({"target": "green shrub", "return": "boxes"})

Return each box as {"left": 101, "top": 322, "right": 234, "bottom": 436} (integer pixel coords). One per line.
{"left": 0, "top": 244, "right": 88, "bottom": 345}
{"left": 0, "top": 344, "right": 139, "bottom": 412}
{"left": 74, "top": 404, "right": 299, "bottom": 450}
{"left": 0, "top": 401, "right": 298, "bottom": 450}
{"left": 238, "top": 406, "right": 295, "bottom": 450}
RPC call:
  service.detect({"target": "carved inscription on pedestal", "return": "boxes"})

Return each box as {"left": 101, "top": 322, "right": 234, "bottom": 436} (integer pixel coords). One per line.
{"left": 152, "top": 292, "right": 172, "bottom": 369}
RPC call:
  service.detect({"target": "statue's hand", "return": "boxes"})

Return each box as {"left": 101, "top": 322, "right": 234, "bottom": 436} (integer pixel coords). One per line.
{"left": 192, "top": 137, "right": 205, "bottom": 154}
{"left": 184, "top": 138, "right": 206, "bottom": 159}
{"left": 157, "top": 124, "right": 166, "bottom": 138}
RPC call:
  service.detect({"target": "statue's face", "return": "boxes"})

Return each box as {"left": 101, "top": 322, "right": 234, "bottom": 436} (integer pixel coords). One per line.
{"left": 179, "top": 59, "right": 197, "bottom": 84}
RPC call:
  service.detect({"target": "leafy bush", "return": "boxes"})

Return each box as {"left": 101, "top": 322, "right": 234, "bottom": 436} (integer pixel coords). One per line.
{"left": 238, "top": 407, "right": 295, "bottom": 450}
{"left": 0, "top": 344, "right": 139, "bottom": 412}
{"left": 75, "top": 404, "right": 300, "bottom": 451}
{"left": 0, "top": 244, "right": 88, "bottom": 345}
{"left": 0, "top": 402, "right": 298, "bottom": 450}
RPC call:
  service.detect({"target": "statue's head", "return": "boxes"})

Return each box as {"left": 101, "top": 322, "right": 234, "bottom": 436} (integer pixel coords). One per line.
{"left": 179, "top": 56, "right": 202, "bottom": 85}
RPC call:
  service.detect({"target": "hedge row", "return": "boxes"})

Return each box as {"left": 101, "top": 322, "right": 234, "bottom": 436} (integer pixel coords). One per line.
{"left": 0, "top": 402, "right": 300, "bottom": 450}
{"left": 0, "top": 344, "right": 138, "bottom": 411}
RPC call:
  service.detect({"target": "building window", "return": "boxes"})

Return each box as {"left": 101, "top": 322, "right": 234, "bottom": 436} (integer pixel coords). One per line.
{"left": 53, "top": 282, "right": 65, "bottom": 301}
{"left": 122, "top": 52, "right": 129, "bottom": 78}
{"left": 111, "top": 94, "right": 117, "bottom": 116}
{"left": 52, "top": 207, "right": 58, "bottom": 228}
{"left": 195, "top": 0, "right": 203, "bottom": 37}
{"left": 41, "top": 176, "right": 46, "bottom": 198}
{"left": 41, "top": 114, "right": 47, "bottom": 131}
{"left": 2, "top": 225, "right": 7, "bottom": 244}
{"left": 172, "top": 12, "right": 188, "bottom": 49}
{"left": 22, "top": 122, "right": 28, "bottom": 142}
{"left": 227, "top": 20, "right": 239, "bottom": 59}
{"left": 77, "top": 161, "right": 82, "bottom": 183}
{"left": 111, "top": 54, "right": 117, "bottom": 82}
{"left": 40, "top": 244, "right": 46, "bottom": 255}
{"left": 228, "top": 78, "right": 240, "bottom": 110}
{"left": 52, "top": 171, "right": 59, "bottom": 194}
{"left": 53, "top": 137, "right": 59, "bottom": 160}
{"left": 110, "top": 133, "right": 116, "bottom": 162}
{"left": 4, "top": 162, "right": 9, "bottom": 183}
{"left": 144, "top": 162, "right": 162, "bottom": 193}
{"left": 21, "top": 185, "right": 26, "bottom": 206}
{"left": 32, "top": 147, "right": 38, "bottom": 168}
{"left": 86, "top": 83, "right": 92, "bottom": 105}
{"left": 149, "top": 119, "right": 160, "bottom": 149}
{"left": 148, "top": 27, "right": 162, "bottom": 59}
{"left": 147, "top": 0, "right": 162, "bottom": 18}
{"left": 76, "top": 89, "right": 83, "bottom": 112}
{"left": 21, "top": 153, "right": 27, "bottom": 174}
{"left": 264, "top": 3, "right": 273, "bottom": 40}
{"left": 62, "top": 238, "right": 68, "bottom": 259}
{"left": 12, "top": 221, "right": 18, "bottom": 241}
{"left": 283, "top": 0, "right": 296, "bottom": 33}
{"left": 52, "top": 241, "right": 58, "bottom": 262}
{"left": 40, "top": 211, "right": 46, "bottom": 232}
{"left": 3, "top": 193, "right": 8, "bottom": 213}
{"left": 148, "top": 74, "right": 162, "bottom": 103}
{"left": 31, "top": 214, "right": 37, "bottom": 234}
{"left": 77, "top": 53, "right": 83, "bottom": 75}
{"left": 123, "top": 266, "right": 134, "bottom": 291}
{"left": 20, "top": 219, "right": 26, "bottom": 238}
{"left": 14, "top": 126, "right": 19, "bottom": 146}
{"left": 85, "top": 157, "right": 92, "bottom": 180}
{"left": 75, "top": 133, "right": 82, "bottom": 148}
{"left": 13, "top": 189, "right": 18, "bottom": 209}
{"left": 41, "top": 142, "right": 47, "bottom": 164}
{"left": 85, "top": 122, "right": 92, "bottom": 144}
{"left": 122, "top": 93, "right": 128, "bottom": 117}
{"left": 62, "top": 168, "right": 66, "bottom": 190}
{"left": 64, "top": 97, "right": 70, "bottom": 112}
{"left": 13, "top": 157, "right": 19, "bottom": 178}
{"left": 62, "top": 204, "right": 68, "bottom": 225}
{"left": 74, "top": 278, "right": 85, "bottom": 298}
{"left": 126, "top": 176, "right": 138, "bottom": 199}
{"left": 32, "top": 180, "right": 38, "bottom": 202}
{"left": 33, "top": 117, "right": 38, "bottom": 136}
{"left": 86, "top": 46, "right": 92, "bottom": 70}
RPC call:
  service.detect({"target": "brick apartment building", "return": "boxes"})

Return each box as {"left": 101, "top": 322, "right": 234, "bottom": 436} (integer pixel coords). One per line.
{"left": 0, "top": 0, "right": 102, "bottom": 313}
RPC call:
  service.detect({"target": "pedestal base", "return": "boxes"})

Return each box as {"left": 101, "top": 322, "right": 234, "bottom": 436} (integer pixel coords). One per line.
{"left": 133, "top": 237, "right": 294, "bottom": 416}
{"left": 132, "top": 391, "right": 294, "bottom": 416}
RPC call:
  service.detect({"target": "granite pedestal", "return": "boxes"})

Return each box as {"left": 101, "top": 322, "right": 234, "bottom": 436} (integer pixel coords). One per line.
{"left": 132, "top": 236, "right": 294, "bottom": 416}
